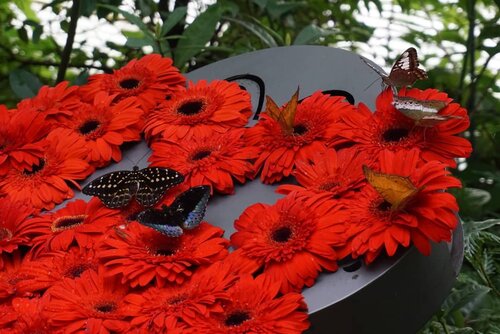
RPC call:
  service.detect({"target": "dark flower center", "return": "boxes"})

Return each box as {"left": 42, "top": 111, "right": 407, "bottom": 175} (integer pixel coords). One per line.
{"left": 178, "top": 100, "right": 204, "bottom": 115}
{"left": 167, "top": 294, "right": 188, "bottom": 305}
{"left": 0, "top": 227, "right": 13, "bottom": 241}
{"left": 165, "top": 94, "right": 172, "bottom": 100}
{"left": 65, "top": 264, "right": 90, "bottom": 278}
{"left": 271, "top": 226, "right": 292, "bottom": 243}
{"left": 51, "top": 215, "right": 87, "bottom": 231}
{"left": 293, "top": 124, "right": 308, "bottom": 135}
{"left": 191, "top": 150, "right": 211, "bottom": 161}
{"left": 94, "top": 302, "right": 117, "bottom": 313}
{"left": 319, "top": 181, "right": 339, "bottom": 191}
{"left": 377, "top": 200, "right": 392, "bottom": 212}
{"left": 155, "top": 247, "right": 176, "bottom": 256}
{"left": 382, "top": 128, "right": 409, "bottom": 142}
{"left": 225, "top": 311, "right": 251, "bottom": 327}
{"left": 23, "top": 159, "right": 45, "bottom": 175}
{"left": 79, "top": 120, "right": 101, "bottom": 135}
{"left": 119, "top": 78, "right": 140, "bottom": 89}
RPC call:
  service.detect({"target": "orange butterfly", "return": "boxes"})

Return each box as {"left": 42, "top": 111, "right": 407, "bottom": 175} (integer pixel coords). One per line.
{"left": 265, "top": 88, "right": 300, "bottom": 135}
{"left": 363, "top": 165, "right": 420, "bottom": 211}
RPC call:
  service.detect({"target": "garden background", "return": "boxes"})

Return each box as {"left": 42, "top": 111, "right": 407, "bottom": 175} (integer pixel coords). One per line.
{"left": 0, "top": 0, "right": 499, "bottom": 332}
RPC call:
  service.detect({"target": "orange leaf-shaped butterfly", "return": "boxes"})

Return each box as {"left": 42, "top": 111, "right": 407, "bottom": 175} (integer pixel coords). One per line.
{"left": 265, "top": 88, "right": 300, "bottom": 135}
{"left": 363, "top": 165, "right": 420, "bottom": 211}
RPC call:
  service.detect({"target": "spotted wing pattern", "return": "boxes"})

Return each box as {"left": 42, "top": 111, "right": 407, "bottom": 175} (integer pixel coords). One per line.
{"left": 82, "top": 167, "right": 184, "bottom": 209}
{"left": 392, "top": 96, "right": 460, "bottom": 127}
{"left": 385, "top": 48, "right": 428, "bottom": 87}
{"left": 136, "top": 185, "right": 211, "bottom": 237}
{"left": 135, "top": 168, "right": 184, "bottom": 207}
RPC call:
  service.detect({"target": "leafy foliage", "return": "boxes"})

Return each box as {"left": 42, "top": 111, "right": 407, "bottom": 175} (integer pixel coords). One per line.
{"left": 0, "top": 0, "right": 499, "bottom": 332}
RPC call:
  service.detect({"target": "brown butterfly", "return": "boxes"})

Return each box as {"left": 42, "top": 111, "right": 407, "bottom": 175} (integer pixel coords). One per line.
{"left": 265, "top": 88, "right": 300, "bottom": 135}
{"left": 392, "top": 96, "right": 462, "bottom": 127}
{"left": 362, "top": 48, "right": 428, "bottom": 92}
{"left": 363, "top": 165, "right": 420, "bottom": 211}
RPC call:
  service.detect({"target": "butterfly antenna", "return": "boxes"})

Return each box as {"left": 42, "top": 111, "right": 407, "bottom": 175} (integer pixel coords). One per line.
{"left": 363, "top": 77, "right": 382, "bottom": 92}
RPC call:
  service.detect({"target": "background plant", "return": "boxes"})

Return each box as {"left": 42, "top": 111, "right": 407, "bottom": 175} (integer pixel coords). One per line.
{"left": 0, "top": 0, "right": 499, "bottom": 332}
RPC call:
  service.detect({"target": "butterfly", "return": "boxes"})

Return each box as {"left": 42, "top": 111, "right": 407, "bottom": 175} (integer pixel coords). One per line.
{"left": 363, "top": 165, "right": 420, "bottom": 211}
{"left": 136, "top": 185, "right": 211, "bottom": 237}
{"left": 362, "top": 48, "right": 428, "bottom": 92}
{"left": 82, "top": 166, "right": 184, "bottom": 209}
{"left": 265, "top": 88, "right": 300, "bottom": 135}
{"left": 392, "top": 96, "right": 461, "bottom": 127}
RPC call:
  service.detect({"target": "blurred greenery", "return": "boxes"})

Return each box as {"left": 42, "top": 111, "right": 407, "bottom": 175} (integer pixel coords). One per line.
{"left": 0, "top": 0, "right": 499, "bottom": 332}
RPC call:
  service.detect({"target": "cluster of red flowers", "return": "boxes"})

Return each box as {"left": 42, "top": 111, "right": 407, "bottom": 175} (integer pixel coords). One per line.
{"left": 0, "top": 52, "right": 471, "bottom": 333}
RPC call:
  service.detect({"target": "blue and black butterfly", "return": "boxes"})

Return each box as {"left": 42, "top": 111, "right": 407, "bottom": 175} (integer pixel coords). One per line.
{"left": 82, "top": 166, "right": 184, "bottom": 209}
{"left": 136, "top": 185, "right": 211, "bottom": 237}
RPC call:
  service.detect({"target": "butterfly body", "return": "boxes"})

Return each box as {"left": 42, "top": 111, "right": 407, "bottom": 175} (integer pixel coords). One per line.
{"left": 392, "top": 96, "right": 460, "bottom": 127}
{"left": 137, "top": 185, "right": 211, "bottom": 237}
{"left": 82, "top": 166, "right": 184, "bottom": 208}
{"left": 363, "top": 166, "right": 419, "bottom": 211}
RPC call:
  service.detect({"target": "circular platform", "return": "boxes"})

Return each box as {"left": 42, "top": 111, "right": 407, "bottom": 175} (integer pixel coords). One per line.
{"left": 75, "top": 46, "right": 462, "bottom": 334}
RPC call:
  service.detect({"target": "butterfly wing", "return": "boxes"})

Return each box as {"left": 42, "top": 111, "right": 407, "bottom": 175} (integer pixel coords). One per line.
{"left": 168, "top": 185, "right": 211, "bottom": 230}
{"left": 135, "top": 167, "right": 184, "bottom": 207}
{"left": 392, "top": 96, "right": 458, "bottom": 126}
{"left": 82, "top": 170, "right": 135, "bottom": 208}
{"left": 363, "top": 166, "right": 418, "bottom": 211}
{"left": 265, "top": 89, "right": 299, "bottom": 135}
{"left": 136, "top": 206, "right": 184, "bottom": 237}
{"left": 387, "top": 48, "right": 428, "bottom": 87}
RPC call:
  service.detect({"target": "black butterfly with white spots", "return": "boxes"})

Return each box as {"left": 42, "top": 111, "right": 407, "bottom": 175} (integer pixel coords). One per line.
{"left": 82, "top": 166, "right": 184, "bottom": 209}
{"left": 136, "top": 185, "right": 211, "bottom": 237}
{"left": 362, "top": 47, "right": 428, "bottom": 92}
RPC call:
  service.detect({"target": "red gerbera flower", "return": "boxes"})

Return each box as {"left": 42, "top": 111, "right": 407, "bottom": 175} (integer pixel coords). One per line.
{"left": 56, "top": 92, "right": 143, "bottom": 167}
{"left": 0, "top": 128, "right": 94, "bottom": 211}
{"left": 5, "top": 297, "right": 53, "bottom": 333}
{"left": 0, "top": 197, "right": 38, "bottom": 258}
{"left": 149, "top": 129, "right": 260, "bottom": 194}
{"left": 43, "top": 269, "right": 132, "bottom": 334}
{"left": 186, "top": 274, "right": 310, "bottom": 334}
{"left": 144, "top": 80, "right": 252, "bottom": 141}
{"left": 16, "top": 81, "right": 80, "bottom": 119}
{"left": 340, "top": 149, "right": 462, "bottom": 264}
{"left": 0, "top": 303, "right": 17, "bottom": 329}
{"left": 98, "top": 221, "right": 229, "bottom": 288}
{"left": 28, "top": 198, "right": 123, "bottom": 255}
{"left": 126, "top": 261, "right": 238, "bottom": 332}
{"left": 230, "top": 193, "right": 347, "bottom": 293}
{"left": 16, "top": 247, "right": 99, "bottom": 295}
{"left": 80, "top": 54, "right": 186, "bottom": 112}
{"left": 0, "top": 105, "right": 47, "bottom": 175}
{"left": 330, "top": 88, "right": 471, "bottom": 168}
{"left": 246, "top": 90, "right": 356, "bottom": 184}
{"left": 277, "top": 148, "right": 369, "bottom": 207}
{"left": 0, "top": 252, "right": 31, "bottom": 300}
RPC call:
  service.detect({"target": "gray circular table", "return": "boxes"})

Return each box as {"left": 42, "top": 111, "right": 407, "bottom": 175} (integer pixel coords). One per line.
{"left": 73, "top": 46, "right": 463, "bottom": 334}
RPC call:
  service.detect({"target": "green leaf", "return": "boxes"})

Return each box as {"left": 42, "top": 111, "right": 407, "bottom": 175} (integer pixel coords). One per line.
{"left": 126, "top": 36, "right": 155, "bottom": 49}
{"left": 13, "top": 0, "right": 39, "bottom": 23}
{"left": 293, "top": 24, "right": 333, "bottom": 45}
{"left": 9, "top": 69, "right": 43, "bottom": 99}
{"left": 160, "top": 6, "right": 187, "bottom": 37}
{"left": 251, "top": 0, "right": 268, "bottom": 9}
{"left": 266, "top": 0, "right": 305, "bottom": 20}
{"left": 174, "top": 5, "right": 222, "bottom": 68}
{"left": 442, "top": 284, "right": 491, "bottom": 318}
{"left": 80, "top": 0, "right": 97, "bottom": 16}
{"left": 224, "top": 16, "right": 278, "bottom": 48}
{"left": 32, "top": 24, "right": 43, "bottom": 43}
{"left": 99, "top": 4, "right": 151, "bottom": 35}
{"left": 71, "top": 71, "right": 89, "bottom": 86}
{"left": 18, "top": 26, "right": 28, "bottom": 42}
